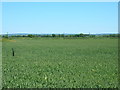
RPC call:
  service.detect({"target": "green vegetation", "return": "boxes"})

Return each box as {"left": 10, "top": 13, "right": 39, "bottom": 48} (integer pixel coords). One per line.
{"left": 2, "top": 33, "right": 120, "bottom": 38}
{"left": 2, "top": 37, "right": 118, "bottom": 88}
{"left": 0, "top": 39, "right": 2, "bottom": 89}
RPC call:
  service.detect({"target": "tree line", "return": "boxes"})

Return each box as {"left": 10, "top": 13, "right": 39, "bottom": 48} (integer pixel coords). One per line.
{"left": 2, "top": 33, "right": 120, "bottom": 38}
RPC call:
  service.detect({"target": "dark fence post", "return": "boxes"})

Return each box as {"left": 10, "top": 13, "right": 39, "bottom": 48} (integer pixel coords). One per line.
{"left": 12, "top": 48, "right": 14, "bottom": 56}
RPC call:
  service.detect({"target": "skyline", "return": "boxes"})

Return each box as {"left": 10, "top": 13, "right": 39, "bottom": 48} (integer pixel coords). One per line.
{"left": 2, "top": 2, "right": 118, "bottom": 34}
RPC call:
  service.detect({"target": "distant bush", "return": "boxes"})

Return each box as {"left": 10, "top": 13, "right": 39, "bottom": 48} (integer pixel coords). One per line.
{"left": 3, "top": 35, "right": 9, "bottom": 38}
{"left": 90, "top": 35, "right": 95, "bottom": 37}
{"left": 28, "top": 34, "right": 35, "bottom": 38}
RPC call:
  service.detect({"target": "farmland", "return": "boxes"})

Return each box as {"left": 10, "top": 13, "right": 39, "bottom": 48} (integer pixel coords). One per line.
{"left": 2, "top": 37, "right": 118, "bottom": 88}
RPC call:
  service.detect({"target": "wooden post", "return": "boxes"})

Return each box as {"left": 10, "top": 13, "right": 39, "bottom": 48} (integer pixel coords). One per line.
{"left": 12, "top": 48, "right": 14, "bottom": 56}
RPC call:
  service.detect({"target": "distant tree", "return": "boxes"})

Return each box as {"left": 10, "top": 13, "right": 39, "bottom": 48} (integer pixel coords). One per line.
{"left": 4, "top": 32, "right": 9, "bottom": 38}
{"left": 23, "top": 35, "right": 27, "bottom": 37}
{"left": 69, "top": 35, "right": 72, "bottom": 37}
{"left": 46, "top": 34, "right": 50, "bottom": 37}
{"left": 79, "top": 33, "right": 84, "bottom": 37}
{"left": 28, "top": 34, "right": 35, "bottom": 38}
{"left": 90, "top": 35, "right": 95, "bottom": 37}
{"left": 109, "top": 34, "right": 118, "bottom": 37}
{"left": 61, "top": 34, "right": 64, "bottom": 37}
{"left": 74, "top": 34, "right": 79, "bottom": 37}
{"left": 52, "top": 34, "right": 56, "bottom": 37}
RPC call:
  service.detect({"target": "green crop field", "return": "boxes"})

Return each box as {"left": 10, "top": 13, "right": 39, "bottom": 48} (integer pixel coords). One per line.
{"left": 2, "top": 38, "right": 118, "bottom": 88}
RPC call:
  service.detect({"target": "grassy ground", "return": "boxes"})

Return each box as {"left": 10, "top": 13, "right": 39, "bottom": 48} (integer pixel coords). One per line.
{"left": 0, "top": 40, "right": 2, "bottom": 89}
{"left": 2, "top": 37, "right": 118, "bottom": 88}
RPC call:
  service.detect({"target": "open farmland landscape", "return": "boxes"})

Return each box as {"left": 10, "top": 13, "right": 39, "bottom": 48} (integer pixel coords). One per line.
{"left": 2, "top": 37, "right": 118, "bottom": 88}
{"left": 2, "top": 1, "right": 118, "bottom": 89}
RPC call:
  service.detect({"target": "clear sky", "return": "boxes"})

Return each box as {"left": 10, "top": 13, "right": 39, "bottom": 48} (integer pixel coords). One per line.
{"left": 2, "top": 2, "right": 118, "bottom": 34}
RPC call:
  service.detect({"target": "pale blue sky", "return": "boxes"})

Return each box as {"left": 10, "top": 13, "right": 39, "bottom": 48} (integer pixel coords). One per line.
{"left": 0, "top": 2, "right": 2, "bottom": 34}
{"left": 2, "top": 2, "right": 118, "bottom": 34}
